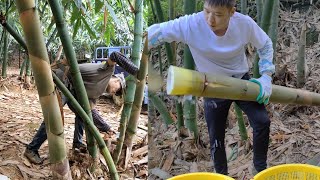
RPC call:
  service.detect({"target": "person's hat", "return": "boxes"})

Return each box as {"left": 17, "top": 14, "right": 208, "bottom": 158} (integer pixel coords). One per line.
{"left": 113, "top": 73, "right": 126, "bottom": 95}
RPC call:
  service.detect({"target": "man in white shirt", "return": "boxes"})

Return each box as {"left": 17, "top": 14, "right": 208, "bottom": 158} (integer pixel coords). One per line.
{"left": 148, "top": 0, "right": 275, "bottom": 175}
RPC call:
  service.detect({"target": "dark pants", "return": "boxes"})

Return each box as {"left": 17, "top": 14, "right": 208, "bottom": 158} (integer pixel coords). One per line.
{"left": 27, "top": 93, "right": 111, "bottom": 152}
{"left": 204, "top": 73, "right": 270, "bottom": 174}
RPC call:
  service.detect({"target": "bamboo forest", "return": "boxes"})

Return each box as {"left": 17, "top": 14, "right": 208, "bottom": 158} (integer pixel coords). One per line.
{"left": 1, "top": 0, "right": 320, "bottom": 180}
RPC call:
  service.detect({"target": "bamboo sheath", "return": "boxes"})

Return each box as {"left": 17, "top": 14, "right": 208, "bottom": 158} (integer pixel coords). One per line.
{"left": 167, "top": 66, "right": 320, "bottom": 106}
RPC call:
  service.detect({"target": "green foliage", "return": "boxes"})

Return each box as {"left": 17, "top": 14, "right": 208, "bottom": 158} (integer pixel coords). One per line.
{"left": 1, "top": 0, "right": 146, "bottom": 63}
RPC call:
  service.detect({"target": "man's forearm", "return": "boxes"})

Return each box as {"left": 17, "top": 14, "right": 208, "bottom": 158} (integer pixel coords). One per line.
{"left": 257, "top": 38, "right": 275, "bottom": 76}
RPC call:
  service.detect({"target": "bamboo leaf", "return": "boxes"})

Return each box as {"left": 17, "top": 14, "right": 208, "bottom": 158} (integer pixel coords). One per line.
{"left": 47, "top": 19, "right": 55, "bottom": 32}
{"left": 103, "top": 7, "right": 108, "bottom": 33}
{"left": 73, "top": 18, "right": 81, "bottom": 40}
{"left": 70, "top": 2, "right": 80, "bottom": 23}
{"left": 105, "top": 1, "right": 120, "bottom": 27}
{"left": 95, "top": 0, "right": 104, "bottom": 13}
{"left": 81, "top": 16, "right": 97, "bottom": 39}
{"left": 104, "top": 25, "right": 111, "bottom": 45}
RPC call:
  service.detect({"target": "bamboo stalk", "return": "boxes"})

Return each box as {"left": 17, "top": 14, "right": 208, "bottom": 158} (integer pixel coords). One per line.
{"left": 253, "top": 0, "right": 274, "bottom": 78}
{"left": 269, "top": 0, "right": 279, "bottom": 64}
{"left": 183, "top": 0, "right": 197, "bottom": 138}
{"left": 241, "top": 0, "right": 247, "bottom": 14}
{"left": 153, "top": 0, "right": 174, "bottom": 65}
{"left": 52, "top": 73, "right": 119, "bottom": 180}
{"left": 297, "top": 23, "right": 307, "bottom": 88}
{"left": 169, "top": 0, "right": 176, "bottom": 65}
{"left": 256, "top": 0, "right": 263, "bottom": 25}
{"left": 14, "top": 1, "right": 71, "bottom": 178}
{"left": 1, "top": 29, "right": 8, "bottom": 77}
{"left": 113, "top": 0, "right": 144, "bottom": 164}
{"left": 46, "top": 28, "right": 57, "bottom": 48}
{"left": 19, "top": 59, "right": 27, "bottom": 77}
{"left": 123, "top": 38, "right": 148, "bottom": 169}
{"left": 234, "top": 104, "right": 248, "bottom": 141}
{"left": 0, "top": 18, "right": 28, "bottom": 51}
{"left": 176, "top": 97, "right": 184, "bottom": 129}
{"left": 47, "top": 0, "right": 97, "bottom": 160}
{"left": 167, "top": 66, "right": 320, "bottom": 106}
{"left": 149, "top": 91, "right": 174, "bottom": 125}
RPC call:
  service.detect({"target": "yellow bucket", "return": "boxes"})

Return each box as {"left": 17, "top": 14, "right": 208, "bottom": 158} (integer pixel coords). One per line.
{"left": 254, "top": 164, "right": 320, "bottom": 180}
{"left": 167, "top": 172, "right": 235, "bottom": 180}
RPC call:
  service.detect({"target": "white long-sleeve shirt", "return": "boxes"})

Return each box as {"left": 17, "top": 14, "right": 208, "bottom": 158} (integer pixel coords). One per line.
{"left": 148, "top": 11, "right": 275, "bottom": 78}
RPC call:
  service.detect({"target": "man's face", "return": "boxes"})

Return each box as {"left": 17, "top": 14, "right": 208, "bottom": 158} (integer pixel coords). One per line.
{"left": 203, "top": 2, "right": 235, "bottom": 35}
{"left": 106, "top": 77, "right": 121, "bottom": 94}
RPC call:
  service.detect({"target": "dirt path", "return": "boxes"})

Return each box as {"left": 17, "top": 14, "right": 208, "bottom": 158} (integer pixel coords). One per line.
{"left": 0, "top": 67, "right": 148, "bottom": 179}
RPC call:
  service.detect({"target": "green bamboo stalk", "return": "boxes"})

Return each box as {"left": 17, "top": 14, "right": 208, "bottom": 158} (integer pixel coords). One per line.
{"left": 0, "top": 19, "right": 28, "bottom": 51}
{"left": 123, "top": 39, "right": 148, "bottom": 168}
{"left": 19, "top": 58, "right": 27, "bottom": 77}
{"left": 260, "top": 0, "right": 275, "bottom": 40}
{"left": 47, "top": 0, "right": 97, "bottom": 161}
{"left": 256, "top": 0, "right": 263, "bottom": 25}
{"left": 52, "top": 73, "right": 119, "bottom": 180}
{"left": 237, "top": 0, "right": 249, "bottom": 142}
{"left": 183, "top": 96, "right": 198, "bottom": 137}
{"left": 183, "top": 0, "right": 198, "bottom": 138}
{"left": 158, "top": 46, "right": 164, "bottom": 100}
{"left": 46, "top": 28, "right": 57, "bottom": 48}
{"left": 297, "top": 23, "right": 307, "bottom": 88}
{"left": 148, "top": 97, "right": 156, "bottom": 119}
{"left": 269, "top": 0, "right": 279, "bottom": 63}
{"left": 241, "top": 0, "right": 247, "bottom": 14}
{"left": 167, "top": 66, "right": 320, "bottom": 106}
{"left": 0, "top": 31, "right": 4, "bottom": 61}
{"left": 149, "top": 91, "right": 174, "bottom": 125}
{"left": 253, "top": 0, "right": 274, "bottom": 78}
{"left": 14, "top": 1, "right": 71, "bottom": 178}
{"left": 169, "top": 0, "right": 176, "bottom": 65}
{"left": 1, "top": 30, "right": 8, "bottom": 77}
{"left": 176, "top": 97, "right": 184, "bottom": 129}
{"left": 234, "top": 104, "right": 248, "bottom": 140}
{"left": 153, "top": 0, "right": 174, "bottom": 65}
{"left": 149, "top": 0, "right": 157, "bottom": 22}
{"left": 113, "top": 0, "right": 144, "bottom": 164}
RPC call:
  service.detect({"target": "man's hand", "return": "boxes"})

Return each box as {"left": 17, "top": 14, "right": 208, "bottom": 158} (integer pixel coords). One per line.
{"left": 249, "top": 74, "right": 272, "bottom": 105}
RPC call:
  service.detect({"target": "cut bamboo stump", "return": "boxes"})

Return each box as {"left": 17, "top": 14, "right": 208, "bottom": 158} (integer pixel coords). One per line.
{"left": 167, "top": 66, "right": 320, "bottom": 106}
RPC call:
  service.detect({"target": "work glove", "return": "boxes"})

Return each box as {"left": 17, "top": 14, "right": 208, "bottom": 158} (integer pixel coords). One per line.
{"left": 109, "top": 51, "right": 139, "bottom": 76}
{"left": 249, "top": 74, "right": 272, "bottom": 105}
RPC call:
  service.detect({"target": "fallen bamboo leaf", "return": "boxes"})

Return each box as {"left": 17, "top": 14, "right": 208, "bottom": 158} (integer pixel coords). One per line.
{"left": 161, "top": 151, "right": 175, "bottom": 171}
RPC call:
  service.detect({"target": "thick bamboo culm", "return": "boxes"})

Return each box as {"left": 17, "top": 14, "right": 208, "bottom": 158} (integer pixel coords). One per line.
{"left": 167, "top": 66, "right": 320, "bottom": 106}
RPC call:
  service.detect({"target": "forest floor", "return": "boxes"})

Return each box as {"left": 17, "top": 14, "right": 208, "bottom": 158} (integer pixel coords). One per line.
{"left": 148, "top": 7, "right": 320, "bottom": 180}
{"left": 0, "top": 67, "right": 148, "bottom": 180}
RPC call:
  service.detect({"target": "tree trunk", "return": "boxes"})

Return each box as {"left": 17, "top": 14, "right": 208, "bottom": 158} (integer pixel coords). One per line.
{"left": 14, "top": 1, "right": 71, "bottom": 178}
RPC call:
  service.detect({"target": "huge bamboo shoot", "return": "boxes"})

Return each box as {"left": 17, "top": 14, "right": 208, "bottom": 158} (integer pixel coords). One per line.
{"left": 167, "top": 66, "right": 320, "bottom": 106}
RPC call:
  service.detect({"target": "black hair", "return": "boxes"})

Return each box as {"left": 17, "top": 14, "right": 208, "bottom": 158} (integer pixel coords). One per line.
{"left": 204, "top": 0, "right": 236, "bottom": 8}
